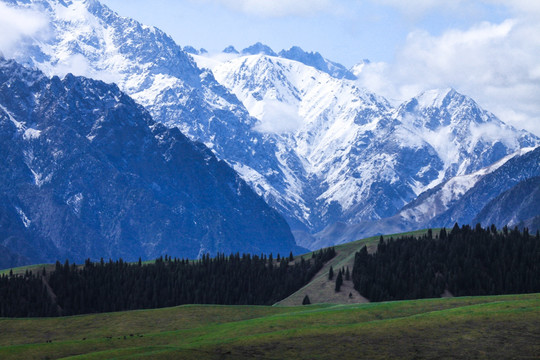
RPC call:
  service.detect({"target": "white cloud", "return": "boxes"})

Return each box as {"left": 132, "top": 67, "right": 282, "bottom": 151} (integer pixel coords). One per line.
{"left": 356, "top": 18, "right": 540, "bottom": 136}
{"left": 370, "top": 0, "right": 540, "bottom": 19}
{"left": 254, "top": 100, "right": 303, "bottom": 133}
{"left": 373, "top": 0, "right": 463, "bottom": 17}
{"left": 198, "top": 0, "right": 333, "bottom": 17}
{"left": 44, "top": 53, "right": 122, "bottom": 85}
{"left": 0, "top": 3, "right": 49, "bottom": 57}
{"left": 484, "top": 0, "right": 540, "bottom": 16}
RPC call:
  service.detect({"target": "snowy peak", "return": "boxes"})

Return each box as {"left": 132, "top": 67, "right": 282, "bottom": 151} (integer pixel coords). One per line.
{"left": 278, "top": 46, "right": 356, "bottom": 80}
{"left": 395, "top": 88, "right": 538, "bottom": 177}
{"left": 350, "top": 59, "right": 371, "bottom": 77}
{"left": 413, "top": 88, "right": 456, "bottom": 109}
{"left": 193, "top": 44, "right": 356, "bottom": 80}
{"left": 223, "top": 45, "right": 239, "bottom": 54}
{"left": 241, "top": 42, "right": 277, "bottom": 56}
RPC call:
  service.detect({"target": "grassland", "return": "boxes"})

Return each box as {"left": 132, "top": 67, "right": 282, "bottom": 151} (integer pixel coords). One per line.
{"left": 0, "top": 263, "right": 56, "bottom": 276}
{"left": 0, "top": 293, "right": 538, "bottom": 359}
{"left": 279, "top": 229, "right": 439, "bottom": 305}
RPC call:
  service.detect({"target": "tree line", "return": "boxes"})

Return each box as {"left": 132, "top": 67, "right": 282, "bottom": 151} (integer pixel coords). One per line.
{"left": 0, "top": 248, "right": 335, "bottom": 317}
{"left": 352, "top": 224, "right": 540, "bottom": 302}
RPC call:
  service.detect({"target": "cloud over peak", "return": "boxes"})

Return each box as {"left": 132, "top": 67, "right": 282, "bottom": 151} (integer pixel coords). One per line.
{"left": 0, "top": 3, "right": 49, "bottom": 57}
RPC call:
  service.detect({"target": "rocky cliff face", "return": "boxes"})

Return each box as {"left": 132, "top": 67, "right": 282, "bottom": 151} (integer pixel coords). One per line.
{"left": 0, "top": 59, "right": 299, "bottom": 268}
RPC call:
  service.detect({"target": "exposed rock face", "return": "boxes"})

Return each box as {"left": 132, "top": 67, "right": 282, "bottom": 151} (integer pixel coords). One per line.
{"left": 0, "top": 59, "right": 299, "bottom": 268}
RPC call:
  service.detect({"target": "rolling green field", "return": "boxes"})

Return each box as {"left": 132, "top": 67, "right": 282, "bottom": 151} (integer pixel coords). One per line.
{"left": 0, "top": 293, "right": 538, "bottom": 359}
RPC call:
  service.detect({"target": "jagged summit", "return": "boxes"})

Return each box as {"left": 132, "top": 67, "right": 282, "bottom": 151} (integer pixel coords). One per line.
{"left": 241, "top": 42, "right": 277, "bottom": 56}
{"left": 223, "top": 45, "right": 239, "bottom": 54}
{"left": 279, "top": 46, "right": 356, "bottom": 80}
{"left": 183, "top": 45, "right": 199, "bottom": 55}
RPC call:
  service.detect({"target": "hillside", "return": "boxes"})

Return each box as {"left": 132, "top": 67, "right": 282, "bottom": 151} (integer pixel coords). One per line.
{"left": 279, "top": 229, "right": 436, "bottom": 305}
{"left": 0, "top": 293, "right": 538, "bottom": 359}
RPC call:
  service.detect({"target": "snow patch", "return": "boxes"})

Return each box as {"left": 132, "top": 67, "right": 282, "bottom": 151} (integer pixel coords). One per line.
{"left": 15, "top": 206, "right": 31, "bottom": 228}
{"left": 67, "top": 193, "right": 84, "bottom": 215}
{"left": 416, "top": 88, "right": 452, "bottom": 109}
{"left": 23, "top": 128, "right": 41, "bottom": 140}
{"left": 0, "top": 104, "right": 25, "bottom": 130}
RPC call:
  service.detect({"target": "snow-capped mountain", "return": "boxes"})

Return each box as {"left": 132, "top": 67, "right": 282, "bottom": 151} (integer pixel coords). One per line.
{"left": 428, "top": 146, "right": 540, "bottom": 228}
{"left": 3, "top": 0, "right": 539, "bottom": 249}
{"left": 278, "top": 46, "right": 357, "bottom": 80}
{"left": 0, "top": 58, "right": 300, "bottom": 268}
{"left": 196, "top": 49, "right": 538, "bottom": 245}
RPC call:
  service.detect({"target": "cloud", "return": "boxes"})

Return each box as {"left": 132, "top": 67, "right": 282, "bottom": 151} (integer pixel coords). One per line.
{"left": 355, "top": 18, "right": 540, "bottom": 136}
{"left": 372, "top": 0, "right": 463, "bottom": 17}
{"left": 369, "top": 0, "right": 540, "bottom": 19}
{"left": 44, "top": 53, "right": 122, "bottom": 85}
{"left": 484, "top": 0, "right": 540, "bottom": 16}
{"left": 197, "top": 0, "right": 333, "bottom": 17}
{"left": 254, "top": 100, "right": 303, "bottom": 133}
{"left": 0, "top": 3, "right": 49, "bottom": 57}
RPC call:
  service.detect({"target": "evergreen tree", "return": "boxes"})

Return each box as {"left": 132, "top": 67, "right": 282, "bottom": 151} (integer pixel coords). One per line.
{"left": 328, "top": 266, "right": 334, "bottom": 280}
{"left": 352, "top": 224, "right": 540, "bottom": 302}
{"left": 302, "top": 294, "right": 311, "bottom": 305}
{"left": 0, "top": 247, "right": 338, "bottom": 317}
{"left": 335, "top": 270, "right": 343, "bottom": 292}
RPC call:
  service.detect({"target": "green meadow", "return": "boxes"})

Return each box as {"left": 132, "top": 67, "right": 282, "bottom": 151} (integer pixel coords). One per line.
{"left": 1, "top": 293, "right": 538, "bottom": 359}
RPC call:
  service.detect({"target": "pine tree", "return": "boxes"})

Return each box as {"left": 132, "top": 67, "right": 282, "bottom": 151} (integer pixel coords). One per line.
{"left": 345, "top": 266, "right": 350, "bottom": 281}
{"left": 302, "top": 294, "right": 311, "bottom": 305}
{"left": 328, "top": 266, "right": 334, "bottom": 280}
{"left": 335, "top": 270, "right": 343, "bottom": 292}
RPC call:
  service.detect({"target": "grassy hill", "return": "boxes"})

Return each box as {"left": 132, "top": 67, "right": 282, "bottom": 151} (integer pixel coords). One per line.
{"left": 279, "top": 229, "right": 438, "bottom": 305}
{"left": 0, "top": 293, "right": 538, "bottom": 359}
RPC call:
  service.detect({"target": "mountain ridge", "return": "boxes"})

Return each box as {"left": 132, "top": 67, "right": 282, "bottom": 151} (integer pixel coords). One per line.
{"left": 0, "top": 58, "right": 301, "bottom": 268}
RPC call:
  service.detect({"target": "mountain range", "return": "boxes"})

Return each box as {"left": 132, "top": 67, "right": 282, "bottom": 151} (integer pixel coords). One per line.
{"left": 0, "top": 58, "right": 300, "bottom": 267}
{"left": 1, "top": 0, "right": 539, "bottom": 262}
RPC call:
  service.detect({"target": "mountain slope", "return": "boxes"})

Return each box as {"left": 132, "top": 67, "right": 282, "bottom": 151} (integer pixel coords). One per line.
{"left": 428, "top": 146, "right": 540, "bottom": 227}
{"left": 399, "top": 146, "right": 537, "bottom": 225}
{"left": 473, "top": 176, "right": 540, "bottom": 228}
{"left": 202, "top": 51, "right": 538, "bottom": 243}
{"left": 0, "top": 59, "right": 299, "bottom": 268}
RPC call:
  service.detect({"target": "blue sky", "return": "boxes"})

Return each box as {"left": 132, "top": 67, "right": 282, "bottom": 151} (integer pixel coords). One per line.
{"left": 97, "top": 0, "right": 540, "bottom": 135}
{"left": 99, "top": 0, "right": 506, "bottom": 67}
